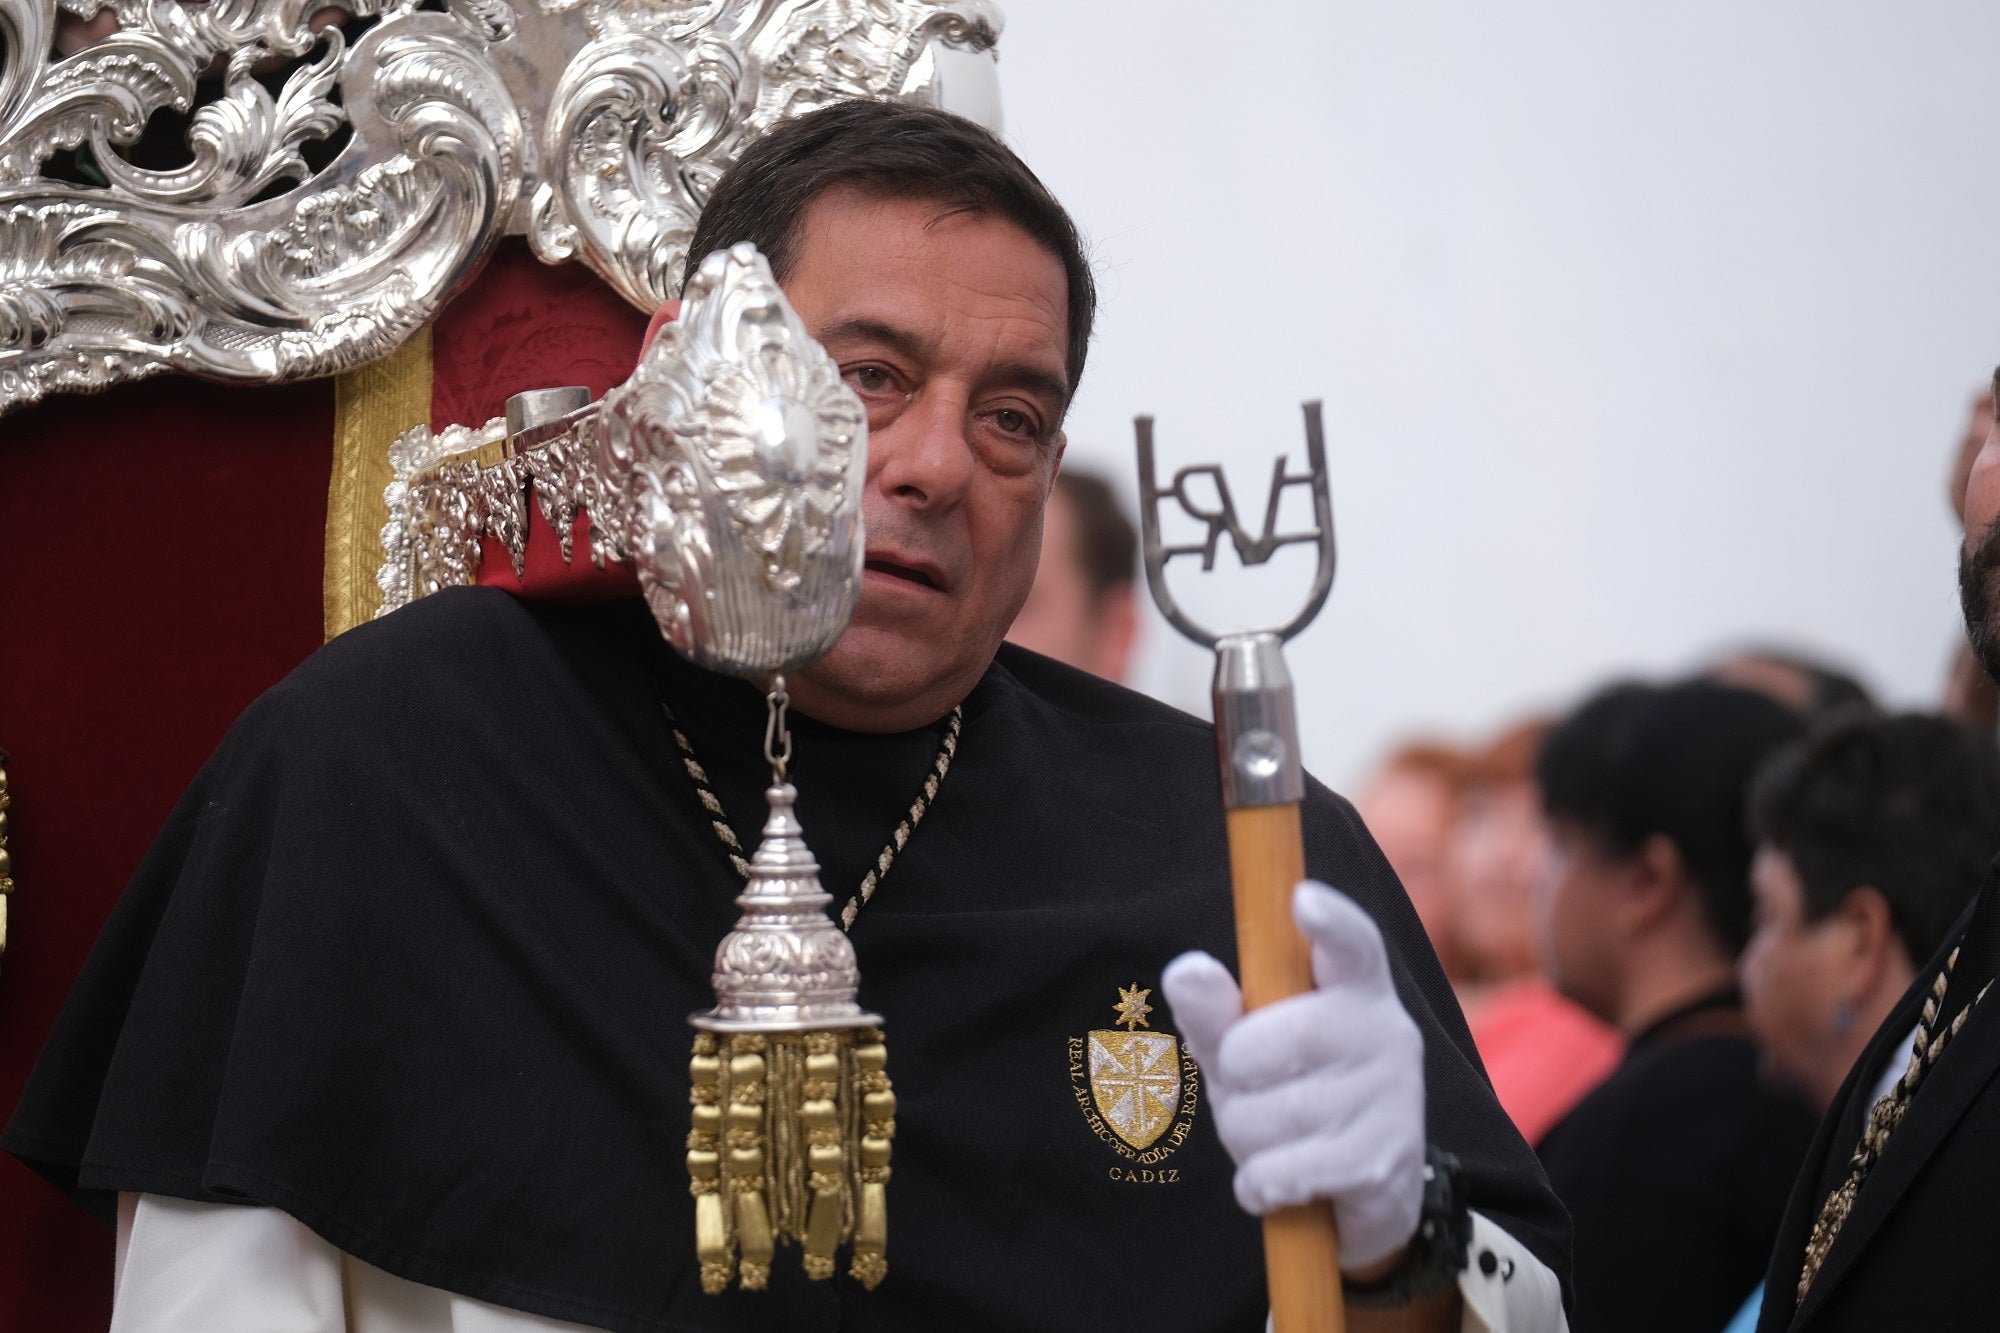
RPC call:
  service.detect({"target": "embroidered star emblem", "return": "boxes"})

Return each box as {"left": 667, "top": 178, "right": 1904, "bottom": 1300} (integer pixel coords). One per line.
{"left": 1114, "top": 983, "right": 1155, "bottom": 1031}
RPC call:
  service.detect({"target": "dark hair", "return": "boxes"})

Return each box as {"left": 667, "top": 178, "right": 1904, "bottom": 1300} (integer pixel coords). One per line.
{"left": 1537, "top": 679, "right": 1805, "bottom": 954}
{"left": 1055, "top": 470, "right": 1137, "bottom": 600}
{"left": 1750, "top": 711, "right": 2000, "bottom": 966}
{"left": 684, "top": 99, "right": 1096, "bottom": 404}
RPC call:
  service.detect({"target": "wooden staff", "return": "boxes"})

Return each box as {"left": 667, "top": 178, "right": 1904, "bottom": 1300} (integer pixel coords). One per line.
{"left": 1214, "top": 636, "right": 1345, "bottom": 1332}
{"left": 1137, "top": 405, "right": 1343, "bottom": 1330}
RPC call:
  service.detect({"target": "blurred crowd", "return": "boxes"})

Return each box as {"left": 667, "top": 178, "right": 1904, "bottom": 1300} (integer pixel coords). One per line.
{"left": 1011, "top": 385, "right": 2000, "bottom": 1333}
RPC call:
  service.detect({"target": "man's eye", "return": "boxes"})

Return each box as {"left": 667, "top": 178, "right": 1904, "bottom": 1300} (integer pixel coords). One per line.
{"left": 849, "top": 365, "right": 894, "bottom": 393}
{"left": 993, "top": 408, "right": 1034, "bottom": 437}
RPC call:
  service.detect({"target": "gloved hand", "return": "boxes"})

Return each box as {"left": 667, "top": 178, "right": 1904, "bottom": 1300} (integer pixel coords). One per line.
{"left": 1162, "top": 880, "right": 1428, "bottom": 1273}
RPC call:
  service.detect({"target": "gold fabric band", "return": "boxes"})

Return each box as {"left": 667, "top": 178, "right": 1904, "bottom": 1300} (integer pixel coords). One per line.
{"left": 323, "top": 329, "right": 434, "bottom": 641}
{"left": 0, "top": 752, "right": 13, "bottom": 967}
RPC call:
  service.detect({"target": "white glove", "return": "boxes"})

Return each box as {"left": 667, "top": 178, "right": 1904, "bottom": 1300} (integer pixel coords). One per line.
{"left": 1162, "top": 880, "right": 1428, "bottom": 1274}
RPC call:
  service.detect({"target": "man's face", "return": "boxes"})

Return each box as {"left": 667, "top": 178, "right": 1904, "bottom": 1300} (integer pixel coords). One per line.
{"left": 1005, "top": 485, "right": 1094, "bottom": 665}
{"left": 780, "top": 189, "right": 1071, "bottom": 732}
{"left": 1004, "top": 486, "right": 1136, "bottom": 682}
{"left": 1533, "top": 821, "right": 1624, "bottom": 1024}
{"left": 1958, "top": 389, "right": 2000, "bottom": 683}
{"left": 1738, "top": 845, "right": 1850, "bottom": 1110}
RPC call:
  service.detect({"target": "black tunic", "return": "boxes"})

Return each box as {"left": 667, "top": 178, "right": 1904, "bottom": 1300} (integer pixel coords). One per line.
{"left": 1537, "top": 989, "right": 1815, "bottom": 1333}
{"left": 6, "top": 588, "right": 1569, "bottom": 1332}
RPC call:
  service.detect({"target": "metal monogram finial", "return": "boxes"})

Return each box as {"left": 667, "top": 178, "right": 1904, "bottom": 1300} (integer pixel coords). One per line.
{"left": 1135, "top": 403, "right": 1338, "bottom": 808}
{"left": 1134, "top": 402, "right": 1337, "bottom": 649}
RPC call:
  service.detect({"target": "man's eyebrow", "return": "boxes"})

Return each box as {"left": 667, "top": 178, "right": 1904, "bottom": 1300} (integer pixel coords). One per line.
{"left": 816, "top": 317, "right": 928, "bottom": 365}
{"left": 990, "top": 360, "right": 1071, "bottom": 410}
{"left": 814, "top": 316, "right": 1071, "bottom": 407}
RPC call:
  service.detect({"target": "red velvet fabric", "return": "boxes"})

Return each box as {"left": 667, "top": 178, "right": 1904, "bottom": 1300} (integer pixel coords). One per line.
{"left": 428, "top": 243, "right": 649, "bottom": 433}
{"left": 0, "top": 375, "right": 335, "bottom": 1333}
{"left": 0, "top": 242, "right": 649, "bottom": 1329}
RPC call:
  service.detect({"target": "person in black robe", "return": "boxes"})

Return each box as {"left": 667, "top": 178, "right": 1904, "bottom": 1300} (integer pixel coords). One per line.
{"left": 1750, "top": 376, "right": 2000, "bottom": 1331}
{"left": 6, "top": 100, "right": 1570, "bottom": 1331}
{"left": 1530, "top": 680, "right": 1817, "bottom": 1333}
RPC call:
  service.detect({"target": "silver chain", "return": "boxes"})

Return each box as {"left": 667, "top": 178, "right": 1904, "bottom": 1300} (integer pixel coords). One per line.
{"left": 763, "top": 675, "right": 794, "bottom": 782}
{"left": 661, "top": 692, "right": 963, "bottom": 932}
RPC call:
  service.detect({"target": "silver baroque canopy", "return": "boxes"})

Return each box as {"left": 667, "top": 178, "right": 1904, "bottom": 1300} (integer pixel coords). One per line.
{"left": 0, "top": 0, "right": 1001, "bottom": 416}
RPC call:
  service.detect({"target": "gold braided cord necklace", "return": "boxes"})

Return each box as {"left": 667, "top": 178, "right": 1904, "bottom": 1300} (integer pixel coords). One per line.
{"left": 1796, "top": 941, "right": 1993, "bottom": 1301}
{"left": 662, "top": 700, "right": 963, "bottom": 931}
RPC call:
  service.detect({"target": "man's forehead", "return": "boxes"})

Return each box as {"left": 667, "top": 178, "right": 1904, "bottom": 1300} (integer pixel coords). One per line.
{"left": 785, "top": 190, "right": 1070, "bottom": 388}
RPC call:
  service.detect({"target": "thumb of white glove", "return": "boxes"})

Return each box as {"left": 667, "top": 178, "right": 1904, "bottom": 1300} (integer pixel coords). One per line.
{"left": 1161, "top": 881, "right": 1428, "bottom": 1273}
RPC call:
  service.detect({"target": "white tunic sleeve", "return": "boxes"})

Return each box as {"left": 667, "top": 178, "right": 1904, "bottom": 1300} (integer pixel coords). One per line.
{"left": 1457, "top": 1210, "right": 1569, "bottom": 1333}
{"left": 112, "top": 1194, "right": 599, "bottom": 1333}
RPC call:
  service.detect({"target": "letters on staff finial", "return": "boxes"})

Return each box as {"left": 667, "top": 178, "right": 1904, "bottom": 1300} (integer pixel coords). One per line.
{"left": 1134, "top": 402, "right": 1337, "bottom": 649}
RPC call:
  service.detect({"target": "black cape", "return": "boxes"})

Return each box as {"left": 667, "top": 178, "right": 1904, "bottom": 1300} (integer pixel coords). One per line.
{"left": 8, "top": 588, "right": 1569, "bottom": 1331}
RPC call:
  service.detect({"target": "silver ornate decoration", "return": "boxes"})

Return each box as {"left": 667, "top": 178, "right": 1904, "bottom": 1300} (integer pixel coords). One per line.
{"left": 375, "top": 241, "right": 867, "bottom": 682}
{"left": 523, "top": 0, "right": 1004, "bottom": 315}
{"left": 685, "top": 745, "right": 896, "bottom": 1291}
{"left": 0, "top": 0, "right": 1001, "bottom": 417}
{"left": 693, "top": 780, "right": 880, "bottom": 1034}
{"left": 600, "top": 240, "right": 866, "bottom": 677}
{"left": 2, "top": 1, "right": 523, "bottom": 412}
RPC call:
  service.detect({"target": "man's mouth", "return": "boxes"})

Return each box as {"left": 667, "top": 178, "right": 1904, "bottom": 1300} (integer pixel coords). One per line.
{"left": 864, "top": 556, "right": 944, "bottom": 591}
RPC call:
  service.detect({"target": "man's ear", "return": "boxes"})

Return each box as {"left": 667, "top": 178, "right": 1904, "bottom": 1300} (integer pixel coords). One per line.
{"left": 1834, "top": 885, "right": 1899, "bottom": 999}
{"left": 1627, "top": 833, "right": 1689, "bottom": 933}
{"left": 1049, "top": 429, "right": 1068, "bottom": 486}
{"left": 641, "top": 299, "right": 683, "bottom": 352}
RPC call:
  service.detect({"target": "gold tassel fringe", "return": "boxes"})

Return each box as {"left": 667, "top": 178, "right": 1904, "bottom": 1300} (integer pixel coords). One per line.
{"left": 688, "top": 1026, "right": 893, "bottom": 1292}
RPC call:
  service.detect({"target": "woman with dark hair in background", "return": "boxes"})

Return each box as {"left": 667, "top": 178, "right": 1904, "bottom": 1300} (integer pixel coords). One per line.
{"left": 1531, "top": 679, "right": 1817, "bottom": 1333}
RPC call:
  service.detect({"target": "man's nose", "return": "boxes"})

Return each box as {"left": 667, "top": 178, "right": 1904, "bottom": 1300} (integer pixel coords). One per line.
{"left": 872, "top": 388, "right": 976, "bottom": 509}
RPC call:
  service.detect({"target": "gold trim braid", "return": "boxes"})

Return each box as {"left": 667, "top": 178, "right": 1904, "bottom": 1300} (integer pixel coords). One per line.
{"left": 323, "top": 329, "right": 434, "bottom": 640}
{"left": 0, "top": 751, "right": 13, "bottom": 967}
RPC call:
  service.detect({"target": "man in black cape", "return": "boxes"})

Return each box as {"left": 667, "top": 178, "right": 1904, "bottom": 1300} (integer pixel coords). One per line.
{"left": 1751, "top": 375, "right": 2000, "bottom": 1331}
{"left": 7, "top": 100, "right": 1570, "bottom": 1332}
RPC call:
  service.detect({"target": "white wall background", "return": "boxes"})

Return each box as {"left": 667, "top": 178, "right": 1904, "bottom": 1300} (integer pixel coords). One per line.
{"left": 988, "top": 0, "right": 2000, "bottom": 789}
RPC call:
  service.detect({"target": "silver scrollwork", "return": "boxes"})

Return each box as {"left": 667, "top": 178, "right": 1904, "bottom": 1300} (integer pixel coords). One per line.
{"left": 0, "top": 0, "right": 1001, "bottom": 417}
{"left": 1, "top": 2, "right": 522, "bottom": 411}
{"left": 599, "top": 240, "right": 866, "bottom": 678}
